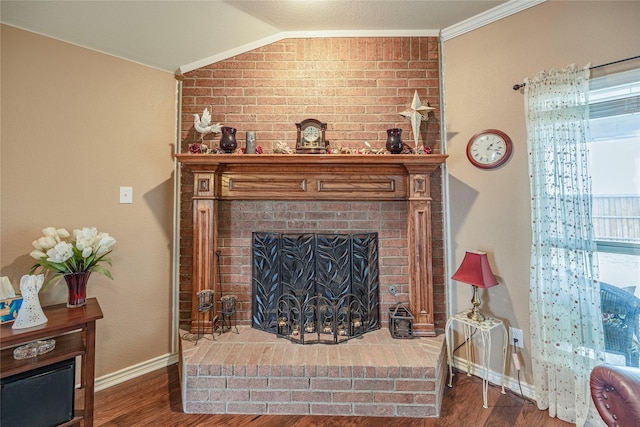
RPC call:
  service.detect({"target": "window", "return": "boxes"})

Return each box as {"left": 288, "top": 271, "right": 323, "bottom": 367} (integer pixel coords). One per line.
{"left": 589, "top": 65, "right": 640, "bottom": 293}
{"left": 589, "top": 64, "right": 640, "bottom": 366}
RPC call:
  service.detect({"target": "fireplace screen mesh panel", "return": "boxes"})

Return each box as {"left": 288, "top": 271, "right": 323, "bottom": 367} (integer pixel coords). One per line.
{"left": 252, "top": 232, "right": 380, "bottom": 344}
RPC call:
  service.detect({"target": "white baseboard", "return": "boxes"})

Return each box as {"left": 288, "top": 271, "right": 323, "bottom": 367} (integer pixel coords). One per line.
{"left": 450, "top": 355, "right": 536, "bottom": 401}
{"left": 94, "top": 353, "right": 179, "bottom": 392}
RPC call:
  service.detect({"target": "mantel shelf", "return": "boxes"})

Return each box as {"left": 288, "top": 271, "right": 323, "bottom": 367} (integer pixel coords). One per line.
{"left": 176, "top": 153, "right": 448, "bottom": 170}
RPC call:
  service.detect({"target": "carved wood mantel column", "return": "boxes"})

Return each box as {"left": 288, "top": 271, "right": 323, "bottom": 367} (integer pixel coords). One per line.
{"left": 189, "top": 168, "right": 219, "bottom": 334}
{"left": 176, "top": 154, "right": 447, "bottom": 336}
{"left": 406, "top": 165, "right": 435, "bottom": 336}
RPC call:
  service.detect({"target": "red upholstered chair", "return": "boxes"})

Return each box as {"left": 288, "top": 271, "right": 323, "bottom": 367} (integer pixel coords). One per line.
{"left": 590, "top": 364, "right": 640, "bottom": 426}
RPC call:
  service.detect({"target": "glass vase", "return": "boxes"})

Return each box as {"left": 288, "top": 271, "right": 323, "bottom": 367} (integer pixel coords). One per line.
{"left": 386, "top": 128, "right": 403, "bottom": 154}
{"left": 64, "top": 272, "right": 91, "bottom": 308}
{"left": 219, "top": 127, "right": 237, "bottom": 153}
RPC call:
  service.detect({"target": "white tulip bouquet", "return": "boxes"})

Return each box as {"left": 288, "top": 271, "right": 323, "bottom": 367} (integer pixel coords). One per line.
{"left": 29, "top": 227, "right": 116, "bottom": 288}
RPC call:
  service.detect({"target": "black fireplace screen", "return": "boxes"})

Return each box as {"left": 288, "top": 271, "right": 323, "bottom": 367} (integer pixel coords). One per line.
{"left": 251, "top": 232, "right": 380, "bottom": 344}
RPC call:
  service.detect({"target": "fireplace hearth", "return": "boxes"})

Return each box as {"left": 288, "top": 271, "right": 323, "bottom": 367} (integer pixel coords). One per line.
{"left": 252, "top": 232, "right": 379, "bottom": 344}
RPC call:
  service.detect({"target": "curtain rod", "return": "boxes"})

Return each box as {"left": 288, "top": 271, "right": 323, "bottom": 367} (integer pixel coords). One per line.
{"left": 512, "top": 55, "right": 640, "bottom": 90}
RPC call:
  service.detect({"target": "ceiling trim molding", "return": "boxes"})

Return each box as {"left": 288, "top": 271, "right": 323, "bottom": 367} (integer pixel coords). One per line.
{"left": 178, "top": 29, "right": 439, "bottom": 75}
{"left": 440, "top": 0, "right": 546, "bottom": 41}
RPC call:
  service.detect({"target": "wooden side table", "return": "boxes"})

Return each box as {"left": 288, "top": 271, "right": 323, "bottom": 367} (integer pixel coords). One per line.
{"left": 445, "top": 309, "right": 507, "bottom": 408}
{"left": 1, "top": 298, "right": 103, "bottom": 427}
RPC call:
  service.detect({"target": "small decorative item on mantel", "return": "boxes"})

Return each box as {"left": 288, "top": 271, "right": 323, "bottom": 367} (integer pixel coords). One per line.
{"left": 386, "top": 128, "right": 404, "bottom": 154}
{"left": 191, "top": 107, "right": 222, "bottom": 154}
{"left": 399, "top": 90, "right": 435, "bottom": 149}
{"left": 188, "top": 142, "right": 203, "bottom": 154}
{"left": 296, "top": 118, "right": 327, "bottom": 154}
{"left": 219, "top": 127, "right": 238, "bottom": 153}
{"left": 245, "top": 131, "right": 256, "bottom": 154}
{"left": 28, "top": 227, "right": 116, "bottom": 308}
{"left": 193, "top": 108, "right": 222, "bottom": 141}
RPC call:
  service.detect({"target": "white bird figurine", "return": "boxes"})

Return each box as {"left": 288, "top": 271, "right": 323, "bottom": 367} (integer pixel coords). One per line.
{"left": 193, "top": 108, "right": 222, "bottom": 139}
{"left": 399, "top": 91, "right": 434, "bottom": 147}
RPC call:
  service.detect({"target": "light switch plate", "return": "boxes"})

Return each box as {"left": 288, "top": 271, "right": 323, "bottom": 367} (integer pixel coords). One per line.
{"left": 119, "top": 186, "right": 133, "bottom": 204}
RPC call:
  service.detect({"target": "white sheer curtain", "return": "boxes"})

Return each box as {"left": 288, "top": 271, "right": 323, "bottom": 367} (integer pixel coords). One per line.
{"left": 525, "top": 64, "right": 606, "bottom": 426}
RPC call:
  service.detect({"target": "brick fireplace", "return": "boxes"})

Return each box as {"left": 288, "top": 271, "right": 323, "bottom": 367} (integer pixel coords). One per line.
{"left": 176, "top": 143, "right": 447, "bottom": 420}
{"left": 177, "top": 35, "right": 448, "bottom": 417}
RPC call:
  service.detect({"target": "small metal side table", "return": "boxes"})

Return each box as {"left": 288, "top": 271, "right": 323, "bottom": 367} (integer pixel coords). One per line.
{"left": 445, "top": 309, "right": 507, "bottom": 408}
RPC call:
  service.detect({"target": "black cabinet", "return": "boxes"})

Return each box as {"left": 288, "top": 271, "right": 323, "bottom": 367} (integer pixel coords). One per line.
{"left": 1, "top": 358, "right": 75, "bottom": 427}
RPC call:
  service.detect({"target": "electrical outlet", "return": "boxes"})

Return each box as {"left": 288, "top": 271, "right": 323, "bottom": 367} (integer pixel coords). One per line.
{"left": 510, "top": 327, "right": 524, "bottom": 348}
{"left": 119, "top": 186, "right": 133, "bottom": 204}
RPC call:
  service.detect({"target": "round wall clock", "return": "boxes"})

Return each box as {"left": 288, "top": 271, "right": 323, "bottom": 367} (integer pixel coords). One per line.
{"left": 296, "top": 119, "right": 327, "bottom": 154}
{"left": 466, "top": 129, "right": 513, "bottom": 169}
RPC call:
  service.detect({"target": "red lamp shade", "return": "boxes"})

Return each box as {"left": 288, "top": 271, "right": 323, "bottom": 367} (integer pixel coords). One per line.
{"left": 451, "top": 251, "right": 498, "bottom": 289}
{"left": 452, "top": 251, "right": 499, "bottom": 322}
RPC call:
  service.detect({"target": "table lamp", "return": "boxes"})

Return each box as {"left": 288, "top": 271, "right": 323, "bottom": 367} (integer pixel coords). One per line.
{"left": 451, "top": 251, "right": 499, "bottom": 322}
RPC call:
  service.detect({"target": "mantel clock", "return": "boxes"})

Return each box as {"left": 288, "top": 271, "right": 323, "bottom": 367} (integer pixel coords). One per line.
{"left": 296, "top": 119, "right": 327, "bottom": 154}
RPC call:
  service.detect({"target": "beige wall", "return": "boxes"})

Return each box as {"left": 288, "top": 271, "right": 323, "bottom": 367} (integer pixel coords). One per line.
{"left": 0, "top": 25, "right": 177, "bottom": 378}
{"left": 443, "top": 0, "right": 640, "bottom": 388}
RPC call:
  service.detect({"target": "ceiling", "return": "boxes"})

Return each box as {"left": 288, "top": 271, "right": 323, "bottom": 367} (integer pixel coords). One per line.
{"left": 1, "top": 1, "right": 535, "bottom": 74}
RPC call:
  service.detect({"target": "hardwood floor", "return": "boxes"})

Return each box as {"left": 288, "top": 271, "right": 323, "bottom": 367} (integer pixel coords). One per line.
{"left": 90, "top": 364, "right": 573, "bottom": 426}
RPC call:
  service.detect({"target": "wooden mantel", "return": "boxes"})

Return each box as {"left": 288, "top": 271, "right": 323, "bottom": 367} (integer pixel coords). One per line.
{"left": 176, "top": 153, "right": 447, "bottom": 336}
